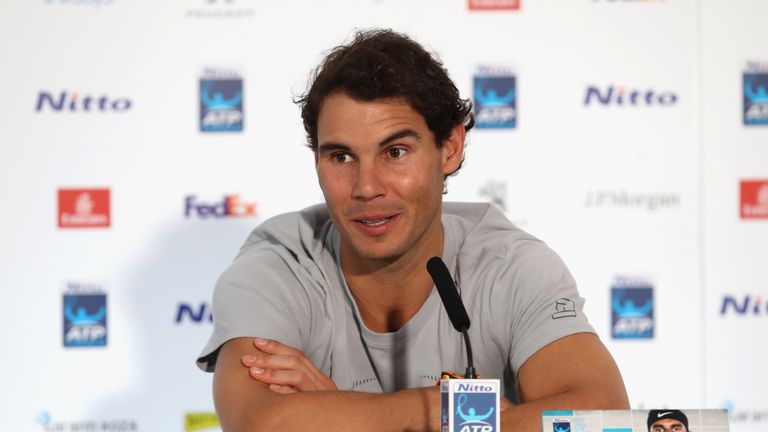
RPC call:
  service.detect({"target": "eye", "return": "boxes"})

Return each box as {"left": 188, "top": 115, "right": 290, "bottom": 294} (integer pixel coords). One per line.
{"left": 332, "top": 153, "right": 352, "bottom": 163}
{"left": 387, "top": 147, "right": 406, "bottom": 159}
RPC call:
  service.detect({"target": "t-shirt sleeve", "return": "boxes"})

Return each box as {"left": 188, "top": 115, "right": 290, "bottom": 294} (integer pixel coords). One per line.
{"left": 497, "top": 240, "right": 596, "bottom": 376}
{"left": 196, "top": 250, "right": 311, "bottom": 372}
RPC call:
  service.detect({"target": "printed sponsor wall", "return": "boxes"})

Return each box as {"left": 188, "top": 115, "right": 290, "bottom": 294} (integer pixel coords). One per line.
{"left": 0, "top": 0, "right": 765, "bottom": 431}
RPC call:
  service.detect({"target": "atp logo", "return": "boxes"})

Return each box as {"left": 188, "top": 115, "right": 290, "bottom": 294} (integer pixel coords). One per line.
{"left": 63, "top": 283, "right": 107, "bottom": 347}
{"left": 611, "top": 278, "right": 654, "bottom": 339}
{"left": 743, "top": 72, "right": 768, "bottom": 125}
{"left": 454, "top": 393, "right": 496, "bottom": 432}
{"left": 474, "top": 67, "right": 516, "bottom": 129}
{"left": 199, "top": 67, "right": 244, "bottom": 132}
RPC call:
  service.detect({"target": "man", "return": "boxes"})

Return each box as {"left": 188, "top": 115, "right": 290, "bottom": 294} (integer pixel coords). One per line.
{"left": 648, "top": 410, "right": 689, "bottom": 432}
{"left": 197, "top": 29, "right": 629, "bottom": 431}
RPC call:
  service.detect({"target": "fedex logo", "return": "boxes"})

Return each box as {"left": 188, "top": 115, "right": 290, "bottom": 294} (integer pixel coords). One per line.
{"left": 184, "top": 195, "right": 257, "bottom": 219}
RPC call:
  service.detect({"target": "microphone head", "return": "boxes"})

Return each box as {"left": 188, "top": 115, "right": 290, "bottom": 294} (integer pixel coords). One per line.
{"left": 426, "top": 256, "right": 471, "bottom": 332}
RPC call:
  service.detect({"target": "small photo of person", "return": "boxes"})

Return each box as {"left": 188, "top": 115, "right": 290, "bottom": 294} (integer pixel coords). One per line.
{"left": 647, "top": 409, "right": 689, "bottom": 432}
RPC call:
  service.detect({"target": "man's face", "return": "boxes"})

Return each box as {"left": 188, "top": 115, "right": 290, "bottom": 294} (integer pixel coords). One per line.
{"left": 315, "top": 91, "right": 464, "bottom": 265}
{"left": 650, "top": 419, "right": 687, "bottom": 432}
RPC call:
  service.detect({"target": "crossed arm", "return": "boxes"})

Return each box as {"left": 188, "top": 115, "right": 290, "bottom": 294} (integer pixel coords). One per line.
{"left": 212, "top": 333, "right": 629, "bottom": 432}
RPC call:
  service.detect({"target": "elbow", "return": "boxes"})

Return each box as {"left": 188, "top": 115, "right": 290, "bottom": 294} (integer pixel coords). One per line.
{"left": 579, "top": 381, "right": 630, "bottom": 410}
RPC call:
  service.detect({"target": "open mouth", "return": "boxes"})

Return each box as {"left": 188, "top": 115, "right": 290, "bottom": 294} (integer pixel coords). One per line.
{"left": 351, "top": 214, "right": 399, "bottom": 235}
{"left": 359, "top": 217, "right": 391, "bottom": 226}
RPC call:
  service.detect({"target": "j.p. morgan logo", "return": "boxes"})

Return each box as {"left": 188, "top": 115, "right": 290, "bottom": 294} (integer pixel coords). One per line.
{"left": 584, "top": 190, "right": 680, "bottom": 211}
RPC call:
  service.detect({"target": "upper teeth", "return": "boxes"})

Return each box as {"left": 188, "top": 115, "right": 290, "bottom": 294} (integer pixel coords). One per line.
{"left": 362, "top": 218, "right": 389, "bottom": 226}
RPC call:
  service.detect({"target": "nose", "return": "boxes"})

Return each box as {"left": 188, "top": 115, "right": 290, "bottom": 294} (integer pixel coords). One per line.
{"left": 351, "top": 159, "right": 385, "bottom": 201}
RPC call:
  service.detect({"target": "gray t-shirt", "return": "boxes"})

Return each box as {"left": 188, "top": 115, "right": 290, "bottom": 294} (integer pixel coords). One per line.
{"left": 197, "top": 202, "right": 594, "bottom": 401}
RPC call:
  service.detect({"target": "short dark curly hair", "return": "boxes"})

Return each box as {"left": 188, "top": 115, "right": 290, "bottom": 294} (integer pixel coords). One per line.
{"left": 297, "top": 29, "right": 473, "bottom": 174}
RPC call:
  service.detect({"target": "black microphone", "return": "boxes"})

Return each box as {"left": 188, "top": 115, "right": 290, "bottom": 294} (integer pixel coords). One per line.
{"left": 426, "top": 256, "right": 476, "bottom": 379}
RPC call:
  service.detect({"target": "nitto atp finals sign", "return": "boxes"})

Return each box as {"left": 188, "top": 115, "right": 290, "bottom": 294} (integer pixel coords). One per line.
{"left": 199, "top": 67, "right": 244, "bottom": 132}
{"left": 474, "top": 66, "right": 516, "bottom": 129}
{"left": 611, "top": 276, "right": 654, "bottom": 339}
{"left": 63, "top": 282, "right": 107, "bottom": 348}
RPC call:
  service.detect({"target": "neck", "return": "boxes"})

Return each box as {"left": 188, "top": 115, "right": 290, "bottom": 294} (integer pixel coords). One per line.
{"left": 341, "top": 224, "right": 443, "bottom": 333}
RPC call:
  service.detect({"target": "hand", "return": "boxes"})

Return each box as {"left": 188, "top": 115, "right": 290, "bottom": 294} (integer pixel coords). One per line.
{"left": 241, "top": 338, "right": 337, "bottom": 394}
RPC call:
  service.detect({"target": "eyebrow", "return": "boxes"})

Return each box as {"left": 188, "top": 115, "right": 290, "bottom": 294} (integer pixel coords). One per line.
{"left": 317, "top": 128, "right": 422, "bottom": 155}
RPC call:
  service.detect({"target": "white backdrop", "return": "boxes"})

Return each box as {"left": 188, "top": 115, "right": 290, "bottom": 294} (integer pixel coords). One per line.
{"left": 0, "top": 0, "right": 766, "bottom": 431}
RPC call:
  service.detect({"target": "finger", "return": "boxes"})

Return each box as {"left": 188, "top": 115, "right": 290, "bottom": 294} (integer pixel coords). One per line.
{"left": 245, "top": 353, "right": 316, "bottom": 374}
{"left": 243, "top": 354, "right": 337, "bottom": 391}
{"left": 253, "top": 338, "right": 303, "bottom": 356}
{"left": 250, "top": 340, "right": 336, "bottom": 390}
{"left": 249, "top": 367, "right": 320, "bottom": 391}
{"left": 248, "top": 355, "right": 330, "bottom": 391}
{"left": 268, "top": 384, "right": 297, "bottom": 394}
{"left": 243, "top": 352, "right": 322, "bottom": 388}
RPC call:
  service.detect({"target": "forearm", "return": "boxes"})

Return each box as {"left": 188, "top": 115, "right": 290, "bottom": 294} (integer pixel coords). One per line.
{"left": 234, "top": 387, "right": 440, "bottom": 432}
{"left": 501, "top": 382, "right": 630, "bottom": 432}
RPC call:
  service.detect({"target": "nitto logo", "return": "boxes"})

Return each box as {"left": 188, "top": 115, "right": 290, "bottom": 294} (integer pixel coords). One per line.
{"left": 721, "top": 295, "right": 767, "bottom": 316}
{"left": 184, "top": 195, "right": 258, "bottom": 219}
{"left": 36, "top": 91, "right": 131, "bottom": 112}
{"left": 584, "top": 85, "right": 678, "bottom": 106}
{"left": 176, "top": 302, "right": 213, "bottom": 323}
{"left": 457, "top": 383, "right": 494, "bottom": 392}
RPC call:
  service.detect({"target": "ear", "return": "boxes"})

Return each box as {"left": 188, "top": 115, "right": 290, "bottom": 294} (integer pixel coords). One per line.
{"left": 440, "top": 123, "right": 466, "bottom": 176}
